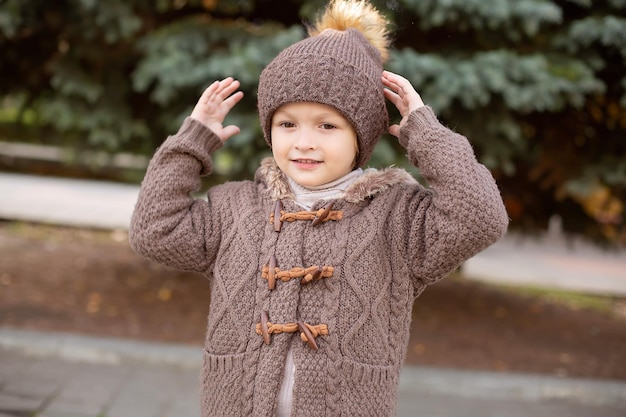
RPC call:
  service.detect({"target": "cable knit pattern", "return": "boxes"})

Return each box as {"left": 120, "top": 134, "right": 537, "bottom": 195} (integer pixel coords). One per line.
{"left": 129, "top": 106, "right": 508, "bottom": 417}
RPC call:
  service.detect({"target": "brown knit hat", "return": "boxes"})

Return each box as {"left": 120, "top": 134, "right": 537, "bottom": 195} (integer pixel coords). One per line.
{"left": 257, "top": 0, "right": 390, "bottom": 168}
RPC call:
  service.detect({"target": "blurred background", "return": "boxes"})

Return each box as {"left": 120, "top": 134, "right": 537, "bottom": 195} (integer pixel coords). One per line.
{"left": 0, "top": 0, "right": 624, "bottom": 243}
{"left": 1, "top": 1, "right": 626, "bottom": 416}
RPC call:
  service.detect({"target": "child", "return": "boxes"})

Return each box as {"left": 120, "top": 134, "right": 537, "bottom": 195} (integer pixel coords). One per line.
{"left": 129, "top": 0, "right": 508, "bottom": 416}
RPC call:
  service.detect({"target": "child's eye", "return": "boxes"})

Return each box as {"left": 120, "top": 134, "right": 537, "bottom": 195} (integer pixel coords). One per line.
{"left": 320, "top": 123, "right": 336, "bottom": 130}
{"left": 279, "top": 121, "right": 295, "bottom": 128}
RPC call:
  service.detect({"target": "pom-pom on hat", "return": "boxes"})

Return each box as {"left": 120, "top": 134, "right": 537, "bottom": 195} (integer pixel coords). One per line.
{"left": 257, "top": 0, "right": 390, "bottom": 168}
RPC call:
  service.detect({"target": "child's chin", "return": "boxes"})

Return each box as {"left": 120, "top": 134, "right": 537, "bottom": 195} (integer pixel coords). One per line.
{"left": 292, "top": 176, "right": 325, "bottom": 188}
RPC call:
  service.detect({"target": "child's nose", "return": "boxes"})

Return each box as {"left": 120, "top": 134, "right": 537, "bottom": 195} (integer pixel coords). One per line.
{"left": 294, "top": 129, "right": 317, "bottom": 150}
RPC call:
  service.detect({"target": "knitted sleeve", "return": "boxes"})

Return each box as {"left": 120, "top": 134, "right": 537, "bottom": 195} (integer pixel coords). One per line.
{"left": 129, "top": 117, "right": 224, "bottom": 273}
{"left": 397, "top": 106, "right": 509, "bottom": 287}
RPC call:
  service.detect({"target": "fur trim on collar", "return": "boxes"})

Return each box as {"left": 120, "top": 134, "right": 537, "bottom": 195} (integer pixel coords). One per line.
{"left": 255, "top": 157, "right": 417, "bottom": 203}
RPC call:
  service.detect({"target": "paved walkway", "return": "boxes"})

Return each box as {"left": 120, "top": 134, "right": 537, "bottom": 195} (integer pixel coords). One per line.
{"left": 0, "top": 172, "right": 139, "bottom": 231}
{"left": 1, "top": 328, "right": 625, "bottom": 417}
{"left": 463, "top": 232, "right": 626, "bottom": 296}
{"left": 2, "top": 171, "right": 626, "bottom": 416}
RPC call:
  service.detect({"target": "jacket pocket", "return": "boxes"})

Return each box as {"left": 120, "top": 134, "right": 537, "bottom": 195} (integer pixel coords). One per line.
{"left": 340, "top": 358, "right": 399, "bottom": 416}
{"left": 200, "top": 350, "right": 246, "bottom": 417}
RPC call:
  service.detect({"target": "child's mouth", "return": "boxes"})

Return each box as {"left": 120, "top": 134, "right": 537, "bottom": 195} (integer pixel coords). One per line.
{"left": 293, "top": 159, "right": 320, "bottom": 164}
{"left": 292, "top": 159, "right": 322, "bottom": 169}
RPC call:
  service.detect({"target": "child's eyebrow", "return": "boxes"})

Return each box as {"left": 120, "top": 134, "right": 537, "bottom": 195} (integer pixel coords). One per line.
{"left": 315, "top": 112, "right": 342, "bottom": 120}
{"left": 273, "top": 108, "right": 347, "bottom": 124}
{"left": 273, "top": 110, "right": 292, "bottom": 118}
{"left": 282, "top": 112, "right": 342, "bottom": 120}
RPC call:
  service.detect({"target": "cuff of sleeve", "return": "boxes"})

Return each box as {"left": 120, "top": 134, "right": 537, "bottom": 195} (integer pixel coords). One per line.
{"left": 165, "top": 117, "right": 223, "bottom": 175}
{"left": 151, "top": 117, "right": 224, "bottom": 176}
{"left": 398, "top": 106, "right": 440, "bottom": 148}
{"left": 175, "top": 117, "right": 224, "bottom": 155}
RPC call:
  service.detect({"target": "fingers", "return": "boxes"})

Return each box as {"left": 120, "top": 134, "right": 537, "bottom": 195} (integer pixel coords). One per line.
{"left": 382, "top": 71, "right": 410, "bottom": 114}
{"left": 221, "top": 125, "right": 241, "bottom": 141}
{"left": 190, "top": 77, "right": 244, "bottom": 141}
{"left": 388, "top": 124, "right": 401, "bottom": 138}
{"left": 195, "top": 77, "right": 244, "bottom": 121}
{"left": 222, "top": 89, "right": 244, "bottom": 111}
{"left": 199, "top": 80, "right": 220, "bottom": 104}
{"left": 216, "top": 78, "right": 241, "bottom": 103}
{"left": 382, "top": 70, "right": 410, "bottom": 97}
{"left": 383, "top": 87, "right": 404, "bottom": 112}
{"left": 381, "top": 70, "right": 425, "bottom": 115}
{"left": 203, "top": 77, "right": 241, "bottom": 105}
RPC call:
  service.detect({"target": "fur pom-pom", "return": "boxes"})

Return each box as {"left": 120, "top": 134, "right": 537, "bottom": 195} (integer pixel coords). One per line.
{"left": 308, "top": 0, "right": 390, "bottom": 61}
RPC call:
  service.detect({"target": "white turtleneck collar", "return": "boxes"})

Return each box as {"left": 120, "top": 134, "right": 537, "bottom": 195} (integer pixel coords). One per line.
{"left": 287, "top": 168, "right": 364, "bottom": 210}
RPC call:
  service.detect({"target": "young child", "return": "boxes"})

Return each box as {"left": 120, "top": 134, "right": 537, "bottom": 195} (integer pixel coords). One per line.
{"left": 129, "top": 0, "right": 508, "bottom": 416}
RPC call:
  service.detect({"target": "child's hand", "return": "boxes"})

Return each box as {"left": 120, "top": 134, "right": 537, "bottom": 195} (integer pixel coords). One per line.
{"left": 382, "top": 71, "right": 425, "bottom": 138}
{"left": 190, "top": 77, "right": 244, "bottom": 142}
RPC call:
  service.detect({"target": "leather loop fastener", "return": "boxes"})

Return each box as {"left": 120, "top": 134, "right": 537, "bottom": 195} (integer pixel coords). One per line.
{"left": 262, "top": 264, "right": 334, "bottom": 288}
{"left": 269, "top": 207, "right": 342, "bottom": 226}
{"left": 255, "top": 318, "right": 329, "bottom": 349}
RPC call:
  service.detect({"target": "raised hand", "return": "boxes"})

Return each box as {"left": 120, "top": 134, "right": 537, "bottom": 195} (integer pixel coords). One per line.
{"left": 382, "top": 70, "right": 425, "bottom": 138}
{"left": 190, "top": 77, "right": 244, "bottom": 142}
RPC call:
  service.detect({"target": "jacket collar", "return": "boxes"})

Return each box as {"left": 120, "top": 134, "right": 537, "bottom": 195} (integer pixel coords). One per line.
{"left": 255, "top": 157, "right": 417, "bottom": 203}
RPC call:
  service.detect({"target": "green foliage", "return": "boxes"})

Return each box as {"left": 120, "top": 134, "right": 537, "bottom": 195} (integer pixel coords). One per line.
{"left": 565, "top": 16, "right": 626, "bottom": 58}
{"left": 0, "top": 0, "right": 624, "bottom": 244}
{"left": 389, "top": 49, "right": 603, "bottom": 112}
{"left": 398, "top": 0, "right": 562, "bottom": 37}
{"left": 133, "top": 19, "right": 302, "bottom": 101}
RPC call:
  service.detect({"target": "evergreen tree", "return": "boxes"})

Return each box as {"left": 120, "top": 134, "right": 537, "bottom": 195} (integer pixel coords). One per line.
{"left": 0, "top": 0, "right": 624, "bottom": 244}
{"left": 386, "top": 0, "right": 626, "bottom": 243}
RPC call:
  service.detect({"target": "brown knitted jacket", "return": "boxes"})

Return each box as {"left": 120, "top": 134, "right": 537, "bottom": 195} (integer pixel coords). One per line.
{"left": 129, "top": 106, "right": 508, "bottom": 417}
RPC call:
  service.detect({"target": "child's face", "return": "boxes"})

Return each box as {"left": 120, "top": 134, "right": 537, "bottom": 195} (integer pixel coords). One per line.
{"left": 271, "top": 102, "right": 358, "bottom": 188}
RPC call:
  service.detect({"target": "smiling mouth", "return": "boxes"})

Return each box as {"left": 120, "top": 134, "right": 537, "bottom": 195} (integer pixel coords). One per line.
{"left": 292, "top": 159, "right": 321, "bottom": 164}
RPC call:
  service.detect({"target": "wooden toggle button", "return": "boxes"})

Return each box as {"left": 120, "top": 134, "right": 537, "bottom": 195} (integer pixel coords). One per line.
{"left": 260, "top": 311, "right": 270, "bottom": 345}
{"left": 273, "top": 200, "right": 282, "bottom": 232}
{"left": 268, "top": 255, "right": 277, "bottom": 290}
{"left": 297, "top": 321, "right": 318, "bottom": 351}
{"left": 301, "top": 266, "right": 323, "bottom": 285}
{"left": 311, "top": 201, "right": 335, "bottom": 226}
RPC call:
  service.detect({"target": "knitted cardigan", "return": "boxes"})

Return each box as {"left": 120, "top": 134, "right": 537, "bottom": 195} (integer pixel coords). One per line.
{"left": 129, "top": 106, "right": 508, "bottom": 417}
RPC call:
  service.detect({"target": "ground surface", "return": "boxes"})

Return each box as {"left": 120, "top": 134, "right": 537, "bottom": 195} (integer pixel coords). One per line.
{"left": 1, "top": 221, "right": 625, "bottom": 380}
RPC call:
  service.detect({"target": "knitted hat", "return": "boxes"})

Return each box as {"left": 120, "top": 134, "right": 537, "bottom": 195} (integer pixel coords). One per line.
{"left": 257, "top": 0, "right": 390, "bottom": 168}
